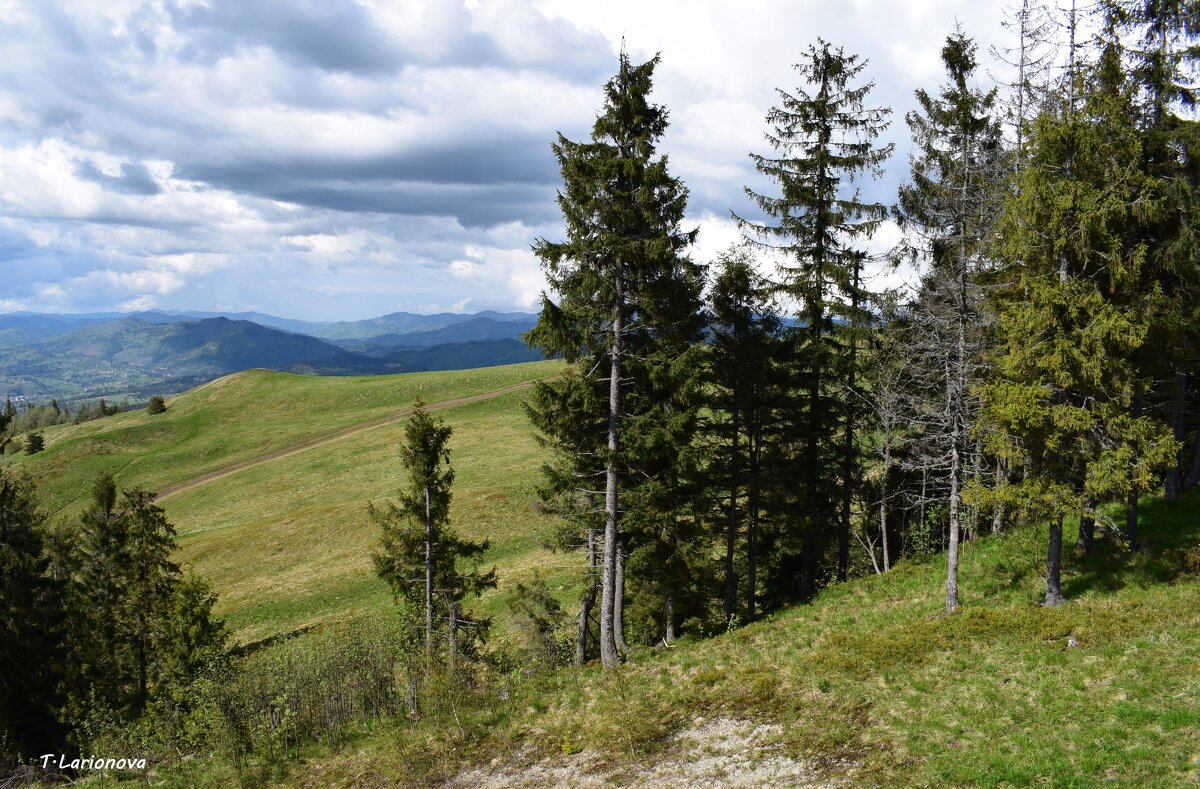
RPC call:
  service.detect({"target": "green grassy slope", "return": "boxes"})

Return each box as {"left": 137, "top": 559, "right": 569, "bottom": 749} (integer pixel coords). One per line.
{"left": 298, "top": 494, "right": 1200, "bottom": 787}
{"left": 10, "top": 360, "right": 569, "bottom": 644}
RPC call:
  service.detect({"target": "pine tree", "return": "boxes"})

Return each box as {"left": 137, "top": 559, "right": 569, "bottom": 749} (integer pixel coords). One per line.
{"left": 737, "top": 39, "right": 892, "bottom": 596}
{"left": 527, "top": 50, "right": 699, "bottom": 667}
{"left": 896, "top": 30, "right": 1003, "bottom": 612}
{"left": 372, "top": 400, "right": 495, "bottom": 664}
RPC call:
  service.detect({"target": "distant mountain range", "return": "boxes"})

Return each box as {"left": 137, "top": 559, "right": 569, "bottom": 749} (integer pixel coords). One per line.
{"left": 0, "top": 309, "right": 543, "bottom": 404}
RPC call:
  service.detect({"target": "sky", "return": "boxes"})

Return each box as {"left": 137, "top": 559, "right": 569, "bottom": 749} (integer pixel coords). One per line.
{"left": 0, "top": 0, "right": 1025, "bottom": 321}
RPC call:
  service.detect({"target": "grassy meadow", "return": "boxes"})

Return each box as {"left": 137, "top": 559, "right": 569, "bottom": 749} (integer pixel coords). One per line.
{"left": 9, "top": 360, "right": 571, "bottom": 644}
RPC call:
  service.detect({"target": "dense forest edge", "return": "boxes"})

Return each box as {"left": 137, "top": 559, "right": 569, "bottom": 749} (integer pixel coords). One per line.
{"left": 4, "top": 0, "right": 1200, "bottom": 785}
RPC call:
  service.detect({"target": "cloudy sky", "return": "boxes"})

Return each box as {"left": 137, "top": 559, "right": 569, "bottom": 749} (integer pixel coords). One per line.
{"left": 0, "top": 0, "right": 1025, "bottom": 321}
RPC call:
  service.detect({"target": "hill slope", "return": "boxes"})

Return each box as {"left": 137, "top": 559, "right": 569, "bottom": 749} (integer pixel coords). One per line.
{"left": 14, "top": 360, "right": 567, "bottom": 643}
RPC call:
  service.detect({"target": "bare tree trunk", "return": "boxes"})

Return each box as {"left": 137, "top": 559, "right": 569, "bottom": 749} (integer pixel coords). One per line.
{"left": 600, "top": 269, "right": 624, "bottom": 669}
{"left": 946, "top": 440, "right": 963, "bottom": 613}
{"left": 992, "top": 459, "right": 1006, "bottom": 535}
{"left": 406, "top": 675, "right": 419, "bottom": 721}
{"left": 615, "top": 545, "right": 630, "bottom": 655}
{"left": 1045, "top": 513, "right": 1065, "bottom": 605}
{"left": 425, "top": 485, "right": 434, "bottom": 661}
{"left": 946, "top": 217, "right": 969, "bottom": 614}
{"left": 448, "top": 600, "right": 459, "bottom": 674}
{"left": 576, "top": 528, "right": 598, "bottom": 667}
{"left": 880, "top": 442, "right": 891, "bottom": 572}
{"left": 663, "top": 591, "right": 676, "bottom": 644}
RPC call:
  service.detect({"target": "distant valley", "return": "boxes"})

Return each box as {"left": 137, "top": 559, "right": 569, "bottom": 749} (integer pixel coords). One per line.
{"left": 0, "top": 309, "right": 542, "bottom": 404}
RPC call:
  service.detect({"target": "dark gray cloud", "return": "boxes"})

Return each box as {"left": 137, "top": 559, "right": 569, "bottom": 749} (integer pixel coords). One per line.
{"left": 76, "top": 161, "right": 162, "bottom": 196}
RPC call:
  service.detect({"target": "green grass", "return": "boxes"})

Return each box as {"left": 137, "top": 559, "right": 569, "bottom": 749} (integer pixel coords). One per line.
{"left": 10, "top": 360, "right": 570, "bottom": 644}
{"left": 279, "top": 491, "right": 1200, "bottom": 787}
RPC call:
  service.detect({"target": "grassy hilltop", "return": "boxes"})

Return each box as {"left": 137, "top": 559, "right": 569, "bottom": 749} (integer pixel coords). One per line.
{"left": 12, "top": 360, "right": 570, "bottom": 644}
{"left": 9, "top": 361, "right": 1200, "bottom": 786}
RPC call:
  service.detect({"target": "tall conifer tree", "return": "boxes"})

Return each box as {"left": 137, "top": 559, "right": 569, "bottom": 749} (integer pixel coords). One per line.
{"left": 527, "top": 51, "right": 700, "bottom": 667}
{"left": 984, "top": 31, "right": 1178, "bottom": 604}
{"left": 737, "top": 39, "right": 891, "bottom": 595}
{"left": 896, "top": 31, "right": 1003, "bottom": 612}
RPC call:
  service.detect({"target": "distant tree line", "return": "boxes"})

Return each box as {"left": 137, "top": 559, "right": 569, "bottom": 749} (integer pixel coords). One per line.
{"left": 527, "top": 1, "right": 1199, "bottom": 666}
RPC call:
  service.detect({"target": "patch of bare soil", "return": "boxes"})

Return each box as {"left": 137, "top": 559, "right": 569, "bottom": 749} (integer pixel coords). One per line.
{"left": 452, "top": 717, "right": 847, "bottom": 788}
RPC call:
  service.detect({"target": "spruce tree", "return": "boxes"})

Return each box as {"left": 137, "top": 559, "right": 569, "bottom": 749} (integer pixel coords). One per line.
{"left": 57, "top": 472, "right": 223, "bottom": 719}
{"left": 1110, "top": 0, "right": 1200, "bottom": 507}
{"left": 704, "top": 245, "right": 784, "bottom": 621}
{"left": 527, "top": 50, "right": 700, "bottom": 667}
{"left": 372, "top": 400, "right": 495, "bottom": 663}
{"left": 737, "top": 39, "right": 891, "bottom": 596}
{"left": 0, "top": 470, "right": 67, "bottom": 759}
{"left": 984, "top": 34, "right": 1178, "bottom": 605}
{"left": 896, "top": 31, "right": 1003, "bottom": 612}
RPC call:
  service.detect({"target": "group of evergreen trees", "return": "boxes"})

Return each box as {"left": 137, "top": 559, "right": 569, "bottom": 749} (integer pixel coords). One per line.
{"left": 0, "top": 469, "right": 225, "bottom": 765}
{"left": 528, "top": 1, "right": 1199, "bottom": 665}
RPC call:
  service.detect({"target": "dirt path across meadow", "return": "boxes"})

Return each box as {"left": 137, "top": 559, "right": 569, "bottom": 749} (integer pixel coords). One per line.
{"left": 153, "top": 379, "right": 539, "bottom": 503}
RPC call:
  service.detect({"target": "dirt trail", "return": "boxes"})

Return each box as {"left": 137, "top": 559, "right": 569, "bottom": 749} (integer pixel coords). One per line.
{"left": 153, "top": 379, "right": 538, "bottom": 503}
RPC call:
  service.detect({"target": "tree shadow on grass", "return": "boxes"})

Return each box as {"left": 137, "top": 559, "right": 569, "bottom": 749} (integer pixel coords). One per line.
{"left": 1062, "top": 492, "right": 1200, "bottom": 599}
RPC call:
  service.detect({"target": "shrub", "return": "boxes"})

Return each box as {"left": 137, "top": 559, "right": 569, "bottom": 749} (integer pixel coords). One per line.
{"left": 24, "top": 432, "right": 44, "bottom": 454}
{"left": 147, "top": 395, "right": 167, "bottom": 415}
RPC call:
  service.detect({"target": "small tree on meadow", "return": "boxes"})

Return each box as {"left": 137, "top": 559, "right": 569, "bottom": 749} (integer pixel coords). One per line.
{"left": 371, "top": 400, "right": 496, "bottom": 668}
{"left": 147, "top": 396, "right": 167, "bottom": 415}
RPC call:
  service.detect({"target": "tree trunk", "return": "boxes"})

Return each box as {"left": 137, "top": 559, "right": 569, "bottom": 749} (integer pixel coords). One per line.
{"left": 1166, "top": 371, "right": 1186, "bottom": 500}
{"left": 600, "top": 269, "right": 624, "bottom": 669}
{"left": 992, "top": 459, "right": 1006, "bottom": 535}
{"left": 799, "top": 540, "right": 817, "bottom": 598}
{"left": 1185, "top": 422, "right": 1200, "bottom": 492}
{"left": 838, "top": 268, "right": 859, "bottom": 583}
{"left": 448, "top": 600, "right": 459, "bottom": 674}
{"left": 1076, "top": 496, "right": 1096, "bottom": 556}
{"left": 946, "top": 261, "right": 968, "bottom": 614}
{"left": 747, "top": 437, "right": 760, "bottom": 620}
{"left": 663, "top": 591, "right": 676, "bottom": 644}
{"left": 725, "top": 401, "right": 740, "bottom": 622}
{"left": 615, "top": 545, "right": 630, "bottom": 655}
{"left": 880, "top": 443, "right": 891, "bottom": 572}
{"left": 425, "top": 485, "right": 434, "bottom": 660}
{"left": 1125, "top": 491, "right": 1139, "bottom": 547}
{"left": 576, "top": 528, "right": 598, "bottom": 667}
{"left": 946, "top": 439, "right": 962, "bottom": 613}
{"left": 406, "top": 675, "right": 419, "bottom": 721}
{"left": 1045, "top": 513, "right": 1065, "bottom": 605}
